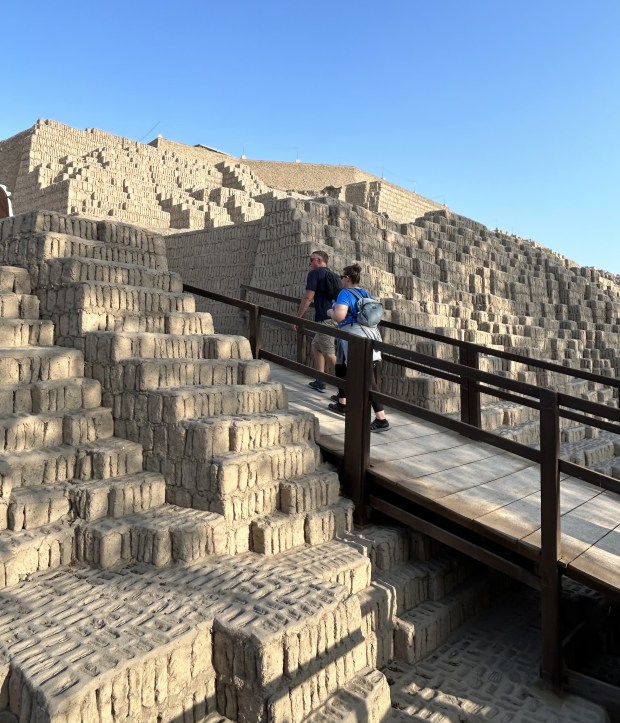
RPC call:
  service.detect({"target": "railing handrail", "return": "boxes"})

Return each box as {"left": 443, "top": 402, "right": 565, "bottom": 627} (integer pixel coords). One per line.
{"left": 186, "top": 282, "right": 620, "bottom": 488}
{"left": 237, "top": 282, "right": 620, "bottom": 391}
{"left": 240, "top": 284, "right": 309, "bottom": 306}
{"left": 188, "top": 280, "right": 620, "bottom": 690}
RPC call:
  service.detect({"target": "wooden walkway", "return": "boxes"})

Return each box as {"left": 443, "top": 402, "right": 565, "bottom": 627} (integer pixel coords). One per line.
{"left": 271, "top": 364, "right": 620, "bottom": 597}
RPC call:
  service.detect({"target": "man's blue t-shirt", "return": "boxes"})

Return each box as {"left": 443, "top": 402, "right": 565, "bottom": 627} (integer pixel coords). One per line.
{"left": 307, "top": 267, "right": 332, "bottom": 321}
{"left": 334, "top": 287, "right": 371, "bottom": 326}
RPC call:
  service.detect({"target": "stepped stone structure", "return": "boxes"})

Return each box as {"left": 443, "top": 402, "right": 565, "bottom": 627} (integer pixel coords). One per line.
{"left": 0, "top": 120, "right": 440, "bottom": 234}
{"left": 0, "top": 208, "right": 508, "bottom": 722}
{"left": 0, "top": 119, "right": 616, "bottom": 721}
{"left": 168, "top": 196, "right": 620, "bottom": 476}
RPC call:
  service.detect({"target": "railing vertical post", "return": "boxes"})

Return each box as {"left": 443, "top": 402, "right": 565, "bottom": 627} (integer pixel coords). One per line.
{"left": 460, "top": 345, "right": 481, "bottom": 427}
{"left": 539, "top": 389, "right": 562, "bottom": 690}
{"left": 248, "top": 305, "right": 260, "bottom": 359}
{"left": 343, "top": 335, "right": 374, "bottom": 526}
{"left": 296, "top": 329, "right": 305, "bottom": 364}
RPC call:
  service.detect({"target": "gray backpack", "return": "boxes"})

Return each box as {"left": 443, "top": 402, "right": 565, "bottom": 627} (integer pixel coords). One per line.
{"left": 350, "top": 288, "right": 384, "bottom": 327}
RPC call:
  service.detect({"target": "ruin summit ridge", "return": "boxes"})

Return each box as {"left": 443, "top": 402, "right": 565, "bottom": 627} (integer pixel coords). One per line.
{"left": 0, "top": 118, "right": 615, "bottom": 723}
{"left": 0, "top": 118, "right": 442, "bottom": 232}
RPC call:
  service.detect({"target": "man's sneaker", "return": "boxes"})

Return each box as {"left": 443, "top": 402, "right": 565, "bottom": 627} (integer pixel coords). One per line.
{"left": 328, "top": 401, "right": 346, "bottom": 415}
{"left": 308, "top": 380, "right": 326, "bottom": 393}
{"left": 370, "top": 418, "right": 390, "bottom": 433}
{"left": 330, "top": 394, "right": 340, "bottom": 403}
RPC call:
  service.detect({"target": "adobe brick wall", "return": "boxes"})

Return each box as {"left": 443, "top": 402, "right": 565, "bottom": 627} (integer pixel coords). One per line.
{"left": 243, "top": 159, "right": 375, "bottom": 191}
{"left": 148, "top": 135, "right": 234, "bottom": 165}
{"left": 0, "top": 127, "right": 30, "bottom": 194}
{"left": 0, "top": 120, "right": 447, "bottom": 236}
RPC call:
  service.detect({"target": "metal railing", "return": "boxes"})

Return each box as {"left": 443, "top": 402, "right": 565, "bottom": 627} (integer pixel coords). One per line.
{"left": 185, "top": 282, "right": 620, "bottom": 690}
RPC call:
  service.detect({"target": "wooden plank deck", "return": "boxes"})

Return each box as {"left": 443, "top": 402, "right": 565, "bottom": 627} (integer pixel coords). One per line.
{"left": 271, "top": 363, "right": 620, "bottom": 595}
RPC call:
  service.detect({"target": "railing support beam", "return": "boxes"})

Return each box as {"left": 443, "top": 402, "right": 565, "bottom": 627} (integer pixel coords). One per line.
{"left": 248, "top": 305, "right": 260, "bottom": 358}
{"left": 460, "top": 346, "right": 481, "bottom": 427}
{"left": 539, "top": 390, "right": 562, "bottom": 690}
{"left": 343, "top": 336, "right": 374, "bottom": 526}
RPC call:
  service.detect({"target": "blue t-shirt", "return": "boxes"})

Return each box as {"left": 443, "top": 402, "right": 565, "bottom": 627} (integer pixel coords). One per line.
{"left": 334, "top": 287, "right": 371, "bottom": 326}
{"left": 306, "top": 267, "right": 332, "bottom": 321}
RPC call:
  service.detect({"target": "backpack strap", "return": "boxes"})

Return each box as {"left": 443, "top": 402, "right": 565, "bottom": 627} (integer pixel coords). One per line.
{"left": 348, "top": 288, "right": 367, "bottom": 322}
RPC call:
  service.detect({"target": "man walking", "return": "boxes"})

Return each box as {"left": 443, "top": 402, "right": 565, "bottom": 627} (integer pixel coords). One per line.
{"left": 295, "top": 250, "right": 339, "bottom": 392}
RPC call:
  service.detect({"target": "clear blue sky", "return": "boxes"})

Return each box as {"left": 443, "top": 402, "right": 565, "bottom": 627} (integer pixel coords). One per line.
{"left": 3, "top": 1, "right": 619, "bottom": 273}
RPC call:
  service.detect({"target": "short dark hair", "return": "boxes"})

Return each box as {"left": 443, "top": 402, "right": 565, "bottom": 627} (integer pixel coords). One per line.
{"left": 311, "top": 250, "right": 329, "bottom": 263}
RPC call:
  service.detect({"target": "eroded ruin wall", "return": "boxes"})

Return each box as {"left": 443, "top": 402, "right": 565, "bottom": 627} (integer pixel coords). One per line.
{"left": 0, "top": 128, "right": 30, "bottom": 193}
{"left": 166, "top": 218, "right": 263, "bottom": 334}
{"left": 243, "top": 160, "right": 374, "bottom": 192}
{"left": 167, "top": 196, "right": 620, "bottom": 426}
{"left": 364, "top": 179, "right": 443, "bottom": 221}
{"left": 244, "top": 161, "right": 443, "bottom": 224}
{"left": 0, "top": 121, "right": 274, "bottom": 232}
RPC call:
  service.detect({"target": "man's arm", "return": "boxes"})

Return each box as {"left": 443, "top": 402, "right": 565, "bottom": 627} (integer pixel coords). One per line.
{"left": 296, "top": 289, "right": 315, "bottom": 319}
{"left": 292, "top": 289, "right": 315, "bottom": 332}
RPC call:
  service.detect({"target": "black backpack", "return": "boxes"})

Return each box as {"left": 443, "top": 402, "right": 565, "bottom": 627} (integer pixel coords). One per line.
{"left": 323, "top": 268, "right": 343, "bottom": 302}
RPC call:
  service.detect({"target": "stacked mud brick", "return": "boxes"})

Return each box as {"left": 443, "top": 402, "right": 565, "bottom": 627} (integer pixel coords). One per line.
{"left": 0, "top": 120, "right": 441, "bottom": 237}
{"left": 240, "top": 160, "right": 443, "bottom": 223}
{"left": 167, "top": 197, "right": 398, "bottom": 361}
{"left": 167, "top": 196, "right": 620, "bottom": 475}
{"left": 0, "top": 210, "right": 498, "bottom": 722}
{"left": 0, "top": 118, "right": 615, "bottom": 718}
{"left": 167, "top": 218, "right": 263, "bottom": 334}
{"left": 3, "top": 124, "right": 620, "bottom": 459}
{"left": 343, "top": 178, "right": 441, "bottom": 222}
{"left": 241, "top": 160, "right": 373, "bottom": 192}
{"left": 0, "top": 121, "right": 292, "bottom": 233}
{"left": 0, "top": 209, "right": 425, "bottom": 721}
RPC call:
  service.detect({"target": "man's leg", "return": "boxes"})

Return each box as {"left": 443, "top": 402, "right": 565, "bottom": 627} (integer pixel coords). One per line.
{"left": 313, "top": 345, "right": 326, "bottom": 374}
{"left": 308, "top": 337, "right": 326, "bottom": 392}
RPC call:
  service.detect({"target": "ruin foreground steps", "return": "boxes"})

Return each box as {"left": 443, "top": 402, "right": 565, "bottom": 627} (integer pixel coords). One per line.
{"left": 0, "top": 210, "right": 607, "bottom": 721}
{"left": 0, "top": 212, "right": 391, "bottom": 721}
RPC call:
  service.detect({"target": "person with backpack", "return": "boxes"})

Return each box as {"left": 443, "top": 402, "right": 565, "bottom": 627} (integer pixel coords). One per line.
{"left": 326, "top": 263, "right": 389, "bottom": 432}
{"left": 295, "top": 250, "right": 342, "bottom": 393}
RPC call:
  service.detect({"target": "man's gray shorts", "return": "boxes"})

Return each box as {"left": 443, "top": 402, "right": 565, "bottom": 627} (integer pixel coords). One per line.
{"left": 311, "top": 319, "right": 337, "bottom": 356}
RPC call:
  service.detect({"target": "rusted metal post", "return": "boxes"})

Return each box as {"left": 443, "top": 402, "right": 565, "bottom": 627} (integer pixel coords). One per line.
{"left": 343, "top": 335, "right": 374, "bottom": 525}
{"left": 539, "top": 389, "right": 562, "bottom": 690}
{"left": 460, "top": 345, "right": 481, "bottom": 427}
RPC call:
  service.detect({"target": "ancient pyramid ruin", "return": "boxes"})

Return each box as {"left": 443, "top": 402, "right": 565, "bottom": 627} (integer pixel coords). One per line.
{"left": 0, "top": 119, "right": 616, "bottom": 721}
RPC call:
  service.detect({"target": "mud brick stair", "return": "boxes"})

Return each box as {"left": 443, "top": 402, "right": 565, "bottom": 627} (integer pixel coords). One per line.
{"left": 0, "top": 212, "right": 371, "bottom": 722}
{"left": 23, "top": 215, "right": 351, "bottom": 567}
{"left": 25, "top": 214, "right": 358, "bottom": 562}
{"left": 43, "top": 256, "right": 184, "bottom": 292}
{"left": 39, "top": 280, "right": 196, "bottom": 334}
{"left": 0, "top": 123, "right": 613, "bottom": 718}
{"left": 342, "top": 526, "right": 495, "bottom": 671}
